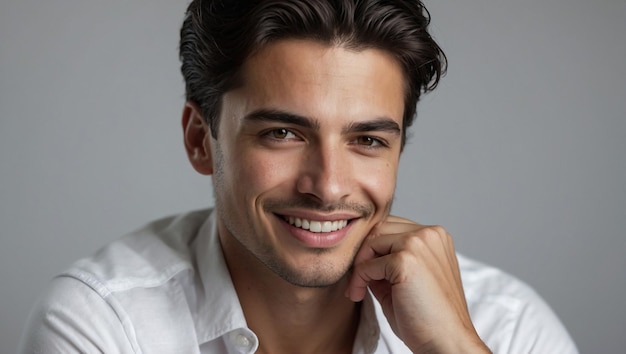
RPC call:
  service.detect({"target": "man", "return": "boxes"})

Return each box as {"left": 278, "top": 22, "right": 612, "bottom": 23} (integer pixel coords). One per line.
{"left": 20, "top": 0, "right": 578, "bottom": 353}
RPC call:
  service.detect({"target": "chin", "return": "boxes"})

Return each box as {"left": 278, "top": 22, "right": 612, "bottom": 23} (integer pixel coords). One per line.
{"left": 264, "top": 256, "right": 352, "bottom": 288}
{"left": 281, "top": 273, "right": 347, "bottom": 289}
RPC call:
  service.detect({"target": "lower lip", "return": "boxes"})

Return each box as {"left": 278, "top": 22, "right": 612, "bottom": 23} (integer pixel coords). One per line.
{"left": 277, "top": 216, "right": 353, "bottom": 248}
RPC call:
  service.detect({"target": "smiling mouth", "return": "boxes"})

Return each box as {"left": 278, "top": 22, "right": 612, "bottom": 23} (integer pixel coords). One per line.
{"left": 282, "top": 215, "right": 350, "bottom": 233}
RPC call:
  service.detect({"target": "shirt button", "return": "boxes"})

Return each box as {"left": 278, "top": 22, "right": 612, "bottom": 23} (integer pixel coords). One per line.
{"left": 228, "top": 330, "right": 256, "bottom": 353}
{"left": 235, "top": 333, "right": 250, "bottom": 348}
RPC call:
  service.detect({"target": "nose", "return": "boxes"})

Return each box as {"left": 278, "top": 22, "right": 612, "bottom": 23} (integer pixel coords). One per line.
{"left": 296, "top": 143, "right": 353, "bottom": 204}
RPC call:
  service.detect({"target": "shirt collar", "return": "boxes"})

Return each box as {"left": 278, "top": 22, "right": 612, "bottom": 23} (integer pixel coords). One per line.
{"left": 189, "top": 209, "right": 383, "bottom": 353}
{"left": 190, "top": 210, "right": 250, "bottom": 345}
{"left": 353, "top": 291, "right": 382, "bottom": 353}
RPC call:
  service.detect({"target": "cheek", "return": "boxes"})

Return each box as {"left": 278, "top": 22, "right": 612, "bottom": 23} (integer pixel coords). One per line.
{"left": 361, "top": 160, "right": 399, "bottom": 204}
{"left": 232, "top": 150, "right": 299, "bottom": 197}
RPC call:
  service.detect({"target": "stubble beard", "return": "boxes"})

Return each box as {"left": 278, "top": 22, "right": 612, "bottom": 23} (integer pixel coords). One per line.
{"left": 258, "top": 198, "right": 376, "bottom": 288}
{"left": 212, "top": 140, "right": 393, "bottom": 288}
{"left": 260, "top": 240, "right": 362, "bottom": 288}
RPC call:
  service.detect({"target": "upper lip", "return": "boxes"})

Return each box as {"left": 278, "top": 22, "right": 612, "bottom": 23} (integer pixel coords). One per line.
{"left": 273, "top": 210, "right": 360, "bottom": 222}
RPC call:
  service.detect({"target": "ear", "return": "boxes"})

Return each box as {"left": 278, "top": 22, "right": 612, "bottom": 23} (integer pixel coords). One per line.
{"left": 182, "top": 101, "right": 214, "bottom": 175}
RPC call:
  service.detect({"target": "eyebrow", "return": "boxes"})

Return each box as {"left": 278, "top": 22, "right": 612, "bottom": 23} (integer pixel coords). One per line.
{"left": 243, "top": 108, "right": 401, "bottom": 135}
{"left": 342, "top": 119, "right": 401, "bottom": 136}
{"left": 243, "top": 109, "right": 320, "bottom": 130}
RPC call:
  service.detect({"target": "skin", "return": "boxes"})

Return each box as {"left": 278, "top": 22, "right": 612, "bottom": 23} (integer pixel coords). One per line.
{"left": 183, "top": 39, "right": 490, "bottom": 353}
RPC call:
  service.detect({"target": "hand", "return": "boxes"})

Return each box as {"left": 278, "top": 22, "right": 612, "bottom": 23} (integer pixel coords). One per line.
{"left": 346, "top": 216, "right": 491, "bottom": 353}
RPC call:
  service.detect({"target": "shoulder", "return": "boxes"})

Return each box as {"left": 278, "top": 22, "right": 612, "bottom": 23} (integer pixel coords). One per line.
{"left": 18, "top": 209, "right": 213, "bottom": 354}
{"left": 67, "top": 208, "right": 211, "bottom": 293}
{"left": 19, "top": 276, "right": 138, "bottom": 353}
{"left": 458, "top": 254, "right": 579, "bottom": 353}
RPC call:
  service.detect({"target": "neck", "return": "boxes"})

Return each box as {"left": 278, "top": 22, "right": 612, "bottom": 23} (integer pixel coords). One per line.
{"left": 219, "top": 232, "right": 360, "bottom": 354}
{"left": 242, "top": 281, "right": 360, "bottom": 354}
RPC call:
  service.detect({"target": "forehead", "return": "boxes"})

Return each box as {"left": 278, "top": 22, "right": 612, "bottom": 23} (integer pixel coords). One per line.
{"left": 229, "top": 39, "right": 406, "bottom": 125}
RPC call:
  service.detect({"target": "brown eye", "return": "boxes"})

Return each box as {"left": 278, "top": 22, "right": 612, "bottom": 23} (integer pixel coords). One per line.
{"left": 271, "top": 128, "right": 289, "bottom": 139}
{"left": 357, "top": 136, "right": 376, "bottom": 146}
{"left": 264, "top": 128, "right": 297, "bottom": 140}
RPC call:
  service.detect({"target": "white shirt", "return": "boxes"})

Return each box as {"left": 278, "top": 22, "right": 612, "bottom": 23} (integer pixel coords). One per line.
{"left": 19, "top": 209, "right": 578, "bottom": 353}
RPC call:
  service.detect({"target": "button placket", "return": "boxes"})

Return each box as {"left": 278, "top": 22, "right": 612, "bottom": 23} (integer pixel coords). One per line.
{"left": 227, "top": 329, "right": 258, "bottom": 354}
{"left": 235, "top": 333, "right": 250, "bottom": 348}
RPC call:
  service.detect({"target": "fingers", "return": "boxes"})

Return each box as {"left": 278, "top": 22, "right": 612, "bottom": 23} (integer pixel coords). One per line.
{"left": 347, "top": 218, "right": 459, "bottom": 302}
{"left": 346, "top": 254, "right": 393, "bottom": 301}
{"left": 351, "top": 217, "right": 428, "bottom": 266}
{"left": 356, "top": 222, "right": 454, "bottom": 267}
{"left": 381, "top": 214, "right": 419, "bottom": 225}
{"left": 345, "top": 216, "right": 487, "bottom": 351}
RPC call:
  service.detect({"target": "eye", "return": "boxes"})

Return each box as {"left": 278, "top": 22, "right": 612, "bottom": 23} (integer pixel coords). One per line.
{"left": 355, "top": 136, "right": 385, "bottom": 147}
{"left": 263, "top": 128, "right": 298, "bottom": 140}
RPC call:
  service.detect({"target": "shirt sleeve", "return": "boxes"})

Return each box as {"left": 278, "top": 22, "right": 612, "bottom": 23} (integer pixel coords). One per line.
{"left": 505, "top": 286, "right": 579, "bottom": 354}
{"left": 460, "top": 254, "right": 579, "bottom": 354}
{"left": 18, "top": 275, "right": 137, "bottom": 354}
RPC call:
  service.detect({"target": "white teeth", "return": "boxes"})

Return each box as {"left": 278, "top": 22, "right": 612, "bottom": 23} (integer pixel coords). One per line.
{"left": 285, "top": 216, "right": 349, "bottom": 233}
{"left": 310, "top": 221, "right": 322, "bottom": 232}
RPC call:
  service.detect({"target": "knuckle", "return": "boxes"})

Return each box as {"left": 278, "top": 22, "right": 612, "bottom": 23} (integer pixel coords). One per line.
{"left": 389, "top": 250, "right": 417, "bottom": 282}
{"left": 395, "top": 249, "right": 414, "bottom": 264}
{"left": 428, "top": 225, "right": 447, "bottom": 236}
{"left": 404, "top": 225, "right": 456, "bottom": 251}
{"left": 422, "top": 225, "right": 449, "bottom": 242}
{"left": 400, "top": 233, "right": 425, "bottom": 251}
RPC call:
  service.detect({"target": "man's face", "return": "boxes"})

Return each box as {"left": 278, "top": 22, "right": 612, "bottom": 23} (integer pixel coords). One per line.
{"left": 205, "top": 39, "right": 405, "bottom": 287}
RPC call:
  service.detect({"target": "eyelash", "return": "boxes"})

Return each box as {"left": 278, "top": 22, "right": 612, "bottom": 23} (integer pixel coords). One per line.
{"left": 353, "top": 135, "right": 388, "bottom": 148}
{"left": 261, "top": 128, "right": 300, "bottom": 141}
{"left": 260, "top": 128, "right": 389, "bottom": 149}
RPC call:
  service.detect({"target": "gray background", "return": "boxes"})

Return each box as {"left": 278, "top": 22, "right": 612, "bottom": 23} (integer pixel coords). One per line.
{"left": 1, "top": 0, "right": 624, "bottom": 352}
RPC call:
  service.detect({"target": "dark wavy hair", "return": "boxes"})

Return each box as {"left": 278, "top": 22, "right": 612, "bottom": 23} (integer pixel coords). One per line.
{"left": 180, "top": 0, "right": 446, "bottom": 147}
